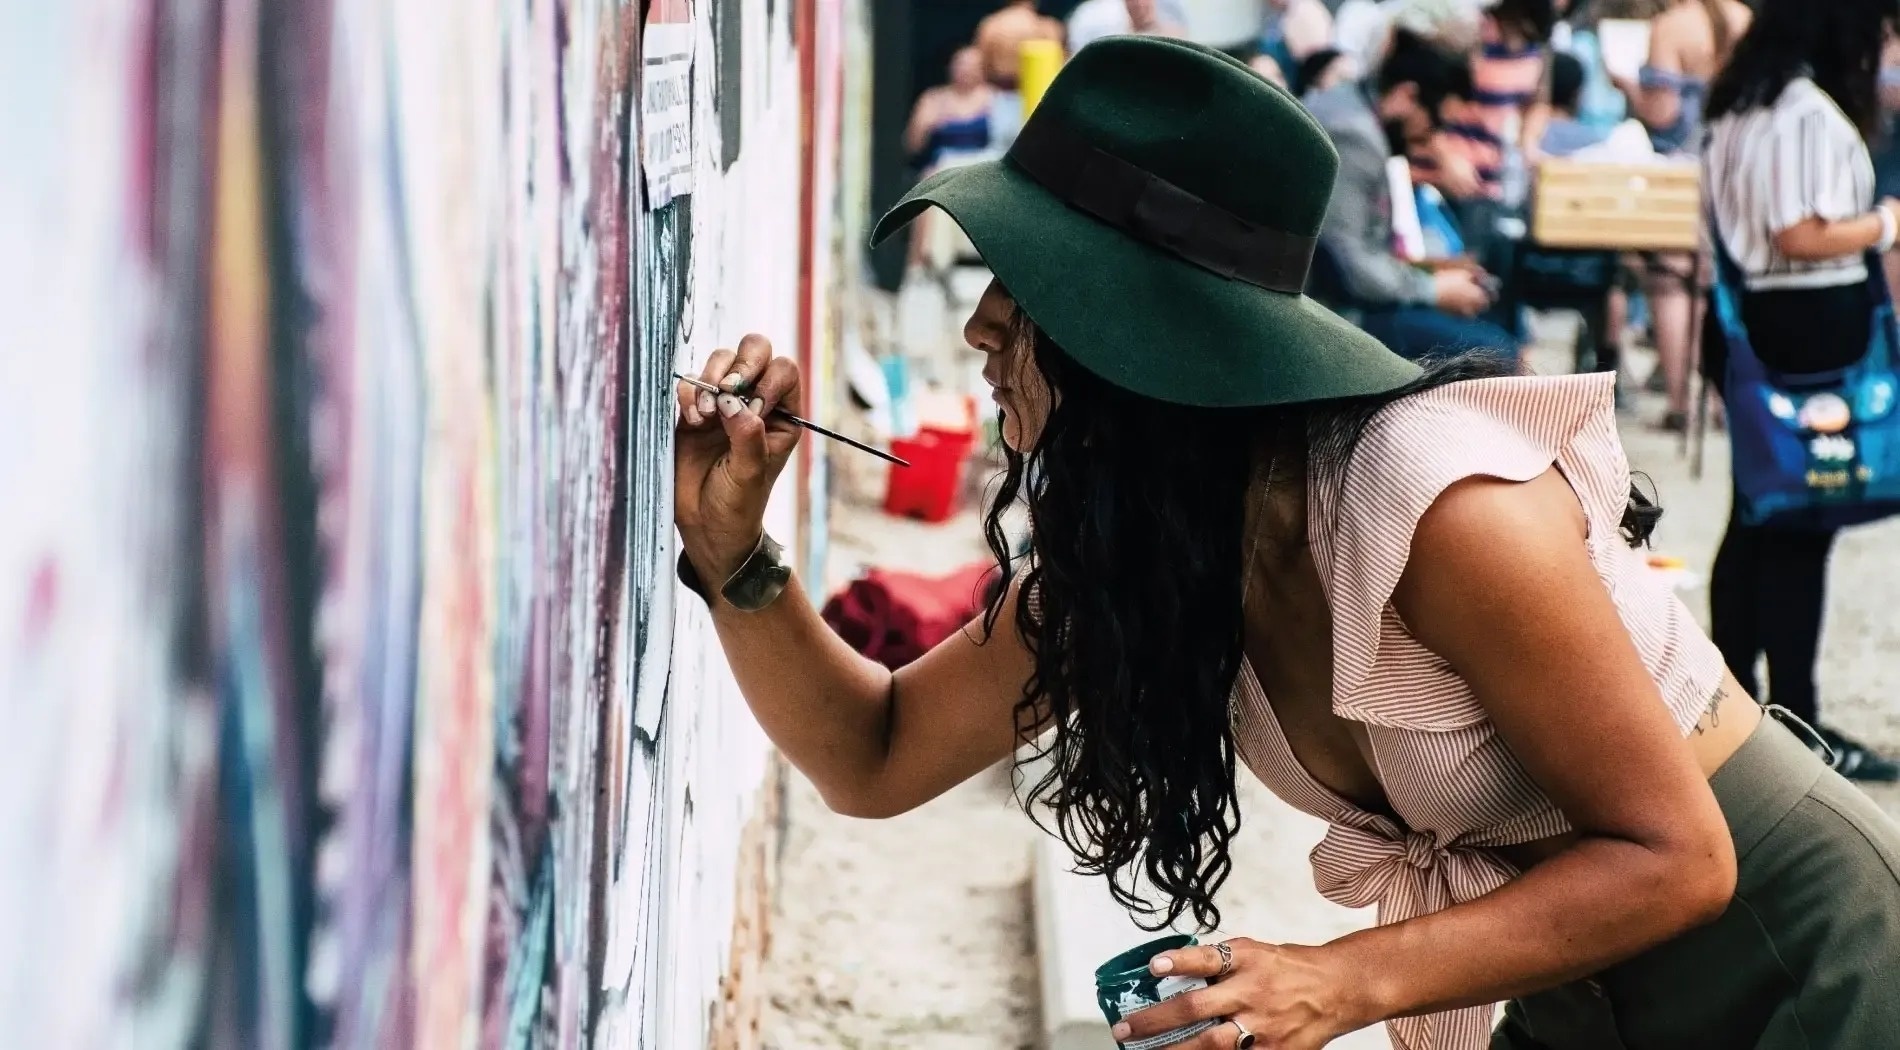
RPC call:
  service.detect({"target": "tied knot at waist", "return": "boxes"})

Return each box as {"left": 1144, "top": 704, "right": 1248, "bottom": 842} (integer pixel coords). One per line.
{"left": 1309, "top": 820, "right": 1521, "bottom": 1050}
{"left": 1310, "top": 820, "right": 1518, "bottom": 915}
{"left": 1402, "top": 830, "right": 1442, "bottom": 870}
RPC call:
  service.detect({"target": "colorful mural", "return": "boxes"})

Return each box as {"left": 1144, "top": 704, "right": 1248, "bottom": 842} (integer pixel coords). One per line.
{"left": 0, "top": 0, "right": 847, "bottom": 1044}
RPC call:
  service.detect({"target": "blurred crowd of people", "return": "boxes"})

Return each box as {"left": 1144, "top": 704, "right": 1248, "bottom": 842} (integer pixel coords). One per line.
{"left": 899, "top": 0, "right": 1900, "bottom": 777}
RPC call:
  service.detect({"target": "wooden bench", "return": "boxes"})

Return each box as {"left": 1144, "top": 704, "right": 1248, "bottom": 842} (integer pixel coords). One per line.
{"left": 1521, "top": 159, "right": 1703, "bottom": 375}
{"left": 1531, "top": 159, "right": 1701, "bottom": 253}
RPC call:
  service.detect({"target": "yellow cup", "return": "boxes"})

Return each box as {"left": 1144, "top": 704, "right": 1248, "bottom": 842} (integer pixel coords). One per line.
{"left": 1019, "top": 39, "right": 1064, "bottom": 116}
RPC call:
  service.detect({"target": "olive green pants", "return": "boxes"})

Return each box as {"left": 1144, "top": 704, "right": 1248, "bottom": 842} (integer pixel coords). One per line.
{"left": 1492, "top": 714, "right": 1900, "bottom": 1049}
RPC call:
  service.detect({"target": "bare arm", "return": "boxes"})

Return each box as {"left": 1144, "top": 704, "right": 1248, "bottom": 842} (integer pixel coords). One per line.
{"left": 1338, "top": 470, "right": 1735, "bottom": 1017}
{"left": 904, "top": 89, "right": 939, "bottom": 156}
{"left": 1775, "top": 210, "right": 1895, "bottom": 261}
{"left": 675, "top": 336, "right": 1038, "bottom": 818}
{"left": 1764, "top": 113, "right": 1900, "bottom": 261}
{"left": 701, "top": 572, "right": 1039, "bottom": 817}
{"left": 1521, "top": 101, "right": 1552, "bottom": 161}
{"left": 1620, "top": 16, "right": 1685, "bottom": 130}
{"left": 1517, "top": 45, "right": 1555, "bottom": 162}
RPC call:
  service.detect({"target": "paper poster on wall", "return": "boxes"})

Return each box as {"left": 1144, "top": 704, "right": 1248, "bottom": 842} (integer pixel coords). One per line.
{"left": 642, "top": 12, "right": 696, "bottom": 208}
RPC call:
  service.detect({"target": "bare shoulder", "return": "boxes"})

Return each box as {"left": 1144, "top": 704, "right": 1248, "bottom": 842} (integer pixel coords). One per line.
{"left": 1647, "top": 5, "right": 1693, "bottom": 53}
{"left": 1394, "top": 469, "right": 1608, "bottom": 694}
{"left": 1407, "top": 468, "right": 1589, "bottom": 575}
{"left": 1652, "top": 2, "right": 1697, "bottom": 31}
{"left": 1655, "top": 0, "right": 1747, "bottom": 45}
{"left": 1397, "top": 473, "right": 1602, "bottom": 636}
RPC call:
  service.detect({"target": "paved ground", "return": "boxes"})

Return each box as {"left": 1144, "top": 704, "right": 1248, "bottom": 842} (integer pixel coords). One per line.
{"left": 759, "top": 324, "right": 1900, "bottom": 1049}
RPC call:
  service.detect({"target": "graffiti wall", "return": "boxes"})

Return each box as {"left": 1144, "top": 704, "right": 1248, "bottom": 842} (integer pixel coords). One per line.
{"left": 0, "top": 0, "right": 840, "bottom": 1045}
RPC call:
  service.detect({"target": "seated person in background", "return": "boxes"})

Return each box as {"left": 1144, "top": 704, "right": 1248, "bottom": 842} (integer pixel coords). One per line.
{"left": 1258, "top": 0, "right": 1336, "bottom": 91}
{"left": 1440, "top": 0, "right": 1553, "bottom": 196}
{"left": 1297, "top": 47, "right": 1359, "bottom": 97}
{"left": 975, "top": 0, "right": 1064, "bottom": 90}
{"left": 975, "top": 0, "right": 1064, "bottom": 147}
{"left": 1541, "top": 51, "right": 1614, "bottom": 154}
{"left": 903, "top": 47, "right": 998, "bottom": 268}
{"left": 905, "top": 47, "right": 995, "bottom": 173}
{"left": 1250, "top": 50, "right": 1290, "bottom": 88}
{"left": 1067, "top": 0, "right": 1189, "bottom": 51}
{"left": 1549, "top": 0, "right": 1630, "bottom": 133}
{"left": 1305, "top": 29, "right": 1519, "bottom": 360}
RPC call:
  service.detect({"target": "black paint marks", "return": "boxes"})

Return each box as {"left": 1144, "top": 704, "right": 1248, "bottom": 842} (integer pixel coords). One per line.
{"left": 714, "top": 0, "right": 743, "bottom": 170}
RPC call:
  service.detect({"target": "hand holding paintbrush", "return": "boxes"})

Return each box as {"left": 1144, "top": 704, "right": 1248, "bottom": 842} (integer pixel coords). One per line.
{"left": 675, "top": 371, "right": 908, "bottom": 466}
{"left": 674, "top": 336, "right": 908, "bottom": 592}
{"left": 675, "top": 331, "right": 907, "bottom": 467}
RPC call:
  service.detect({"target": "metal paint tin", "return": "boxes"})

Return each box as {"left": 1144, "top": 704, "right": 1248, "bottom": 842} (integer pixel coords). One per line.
{"left": 1095, "top": 934, "right": 1219, "bottom": 1049}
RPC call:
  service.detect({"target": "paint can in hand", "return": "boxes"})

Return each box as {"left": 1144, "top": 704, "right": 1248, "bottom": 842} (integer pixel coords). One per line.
{"left": 1095, "top": 933, "right": 1219, "bottom": 1049}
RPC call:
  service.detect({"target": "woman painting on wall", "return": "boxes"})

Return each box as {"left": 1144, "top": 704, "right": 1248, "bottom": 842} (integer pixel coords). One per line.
{"left": 678, "top": 37, "right": 1900, "bottom": 1049}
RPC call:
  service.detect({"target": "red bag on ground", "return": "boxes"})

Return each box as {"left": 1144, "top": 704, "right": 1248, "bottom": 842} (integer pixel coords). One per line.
{"left": 822, "top": 562, "right": 999, "bottom": 669}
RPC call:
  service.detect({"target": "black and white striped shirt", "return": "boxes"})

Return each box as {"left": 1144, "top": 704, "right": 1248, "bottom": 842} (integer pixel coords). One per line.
{"left": 1704, "top": 77, "right": 1875, "bottom": 291}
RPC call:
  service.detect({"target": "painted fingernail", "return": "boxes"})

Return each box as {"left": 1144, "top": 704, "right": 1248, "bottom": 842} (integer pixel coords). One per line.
{"left": 717, "top": 394, "right": 743, "bottom": 418}
{"left": 1112, "top": 1023, "right": 1131, "bottom": 1040}
{"left": 748, "top": 397, "right": 765, "bottom": 416}
{"left": 698, "top": 392, "right": 717, "bottom": 416}
{"left": 721, "top": 372, "right": 746, "bottom": 392}
{"left": 1151, "top": 956, "right": 1173, "bottom": 974}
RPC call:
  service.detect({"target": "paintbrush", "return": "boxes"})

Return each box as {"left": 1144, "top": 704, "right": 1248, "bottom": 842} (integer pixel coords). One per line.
{"left": 674, "top": 372, "right": 910, "bottom": 467}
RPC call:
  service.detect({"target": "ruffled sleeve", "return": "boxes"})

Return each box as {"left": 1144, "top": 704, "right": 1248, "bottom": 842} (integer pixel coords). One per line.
{"left": 1308, "top": 373, "right": 1623, "bottom": 729}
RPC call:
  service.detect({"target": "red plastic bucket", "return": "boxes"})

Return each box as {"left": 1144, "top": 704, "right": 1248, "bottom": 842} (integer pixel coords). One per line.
{"left": 883, "top": 426, "right": 977, "bottom": 523}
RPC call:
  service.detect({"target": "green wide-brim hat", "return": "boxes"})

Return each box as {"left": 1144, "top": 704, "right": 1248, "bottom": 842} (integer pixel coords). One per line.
{"left": 872, "top": 36, "right": 1421, "bottom": 408}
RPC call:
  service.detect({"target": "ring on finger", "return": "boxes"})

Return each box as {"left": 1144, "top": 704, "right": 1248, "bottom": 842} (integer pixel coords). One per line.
{"left": 1212, "top": 942, "right": 1234, "bottom": 979}
{"left": 1228, "top": 1018, "right": 1256, "bottom": 1049}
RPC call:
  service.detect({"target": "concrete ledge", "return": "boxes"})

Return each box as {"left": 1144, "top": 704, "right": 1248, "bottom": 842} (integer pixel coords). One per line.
{"left": 1025, "top": 740, "right": 1163, "bottom": 1050}
{"left": 1027, "top": 749, "right": 1391, "bottom": 1050}
{"left": 1034, "top": 830, "right": 1179, "bottom": 1050}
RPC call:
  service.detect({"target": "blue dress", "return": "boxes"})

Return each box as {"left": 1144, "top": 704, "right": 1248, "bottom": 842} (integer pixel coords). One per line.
{"left": 919, "top": 111, "right": 992, "bottom": 171}
{"left": 1639, "top": 65, "right": 1708, "bottom": 154}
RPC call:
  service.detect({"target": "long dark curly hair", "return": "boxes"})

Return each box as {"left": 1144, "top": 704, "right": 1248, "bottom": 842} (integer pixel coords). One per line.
{"left": 980, "top": 315, "right": 1662, "bottom": 932}
{"left": 1707, "top": 0, "right": 1898, "bottom": 139}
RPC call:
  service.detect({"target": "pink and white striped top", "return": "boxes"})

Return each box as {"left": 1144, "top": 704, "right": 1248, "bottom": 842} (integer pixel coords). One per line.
{"left": 1230, "top": 372, "right": 1727, "bottom": 1050}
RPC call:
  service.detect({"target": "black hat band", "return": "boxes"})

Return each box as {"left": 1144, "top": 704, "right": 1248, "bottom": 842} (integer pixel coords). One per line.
{"left": 1006, "top": 112, "right": 1315, "bottom": 295}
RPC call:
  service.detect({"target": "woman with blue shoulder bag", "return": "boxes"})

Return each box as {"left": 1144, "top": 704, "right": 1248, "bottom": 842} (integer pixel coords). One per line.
{"left": 1702, "top": 0, "right": 1900, "bottom": 781}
